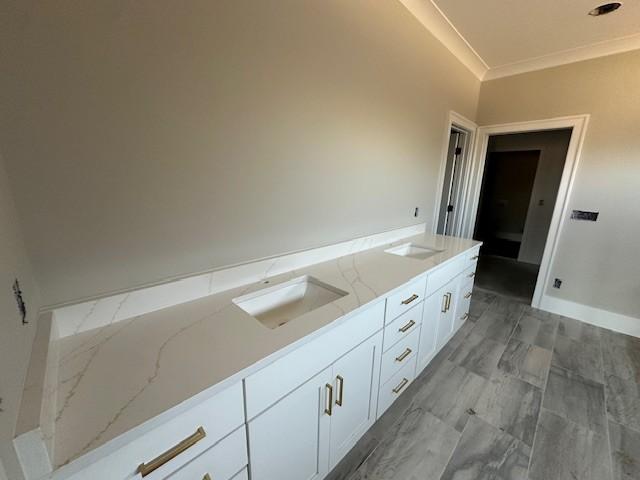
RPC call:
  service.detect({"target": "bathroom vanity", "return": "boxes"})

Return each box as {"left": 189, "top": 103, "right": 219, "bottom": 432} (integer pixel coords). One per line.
{"left": 15, "top": 232, "right": 480, "bottom": 480}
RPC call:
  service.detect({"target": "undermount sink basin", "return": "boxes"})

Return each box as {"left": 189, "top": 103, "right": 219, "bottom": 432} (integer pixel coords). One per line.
{"left": 233, "top": 275, "right": 348, "bottom": 329}
{"left": 385, "top": 243, "right": 443, "bottom": 260}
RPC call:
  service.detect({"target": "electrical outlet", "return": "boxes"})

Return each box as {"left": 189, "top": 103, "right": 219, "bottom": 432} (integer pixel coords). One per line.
{"left": 553, "top": 278, "right": 562, "bottom": 289}
{"left": 414, "top": 207, "right": 419, "bottom": 217}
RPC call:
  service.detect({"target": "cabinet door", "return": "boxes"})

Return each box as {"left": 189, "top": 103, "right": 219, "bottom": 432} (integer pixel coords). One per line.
{"left": 435, "top": 283, "right": 455, "bottom": 350}
{"left": 328, "top": 332, "right": 382, "bottom": 469}
{"left": 248, "top": 367, "right": 332, "bottom": 480}
{"left": 417, "top": 293, "right": 440, "bottom": 373}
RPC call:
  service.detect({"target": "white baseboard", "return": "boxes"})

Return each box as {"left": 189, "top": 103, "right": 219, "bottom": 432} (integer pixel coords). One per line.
{"left": 540, "top": 294, "right": 640, "bottom": 338}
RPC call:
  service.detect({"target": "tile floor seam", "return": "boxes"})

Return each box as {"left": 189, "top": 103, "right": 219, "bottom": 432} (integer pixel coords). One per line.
{"left": 466, "top": 305, "right": 541, "bottom": 478}
{"left": 436, "top": 409, "right": 473, "bottom": 480}
{"left": 547, "top": 362, "right": 605, "bottom": 386}
{"left": 525, "top": 309, "right": 557, "bottom": 480}
{"left": 607, "top": 415, "right": 640, "bottom": 436}
{"left": 492, "top": 310, "right": 547, "bottom": 392}
{"left": 537, "top": 405, "right": 607, "bottom": 435}
{"left": 600, "top": 332, "right": 619, "bottom": 480}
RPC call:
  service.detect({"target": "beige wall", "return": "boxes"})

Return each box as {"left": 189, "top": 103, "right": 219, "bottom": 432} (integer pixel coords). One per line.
{"left": 0, "top": 0, "right": 479, "bottom": 307}
{"left": 487, "top": 130, "right": 572, "bottom": 265}
{"left": 478, "top": 50, "right": 640, "bottom": 318}
{"left": 0, "top": 154, "right": 41, "bottom": 480}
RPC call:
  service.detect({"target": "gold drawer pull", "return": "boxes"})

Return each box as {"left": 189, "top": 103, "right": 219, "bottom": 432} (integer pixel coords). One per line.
{"left": 336, "top": 375, "right": 344, "bottom": 407}
{"left": 203, "top": 475, "right": 212, "bottom": 480}
{"left": 325, "top": 383, "right": 333, "bottom": 416}
{"left": 441, "top": 294, "right": 448, "bottom": 313}
{"left": 392, "top": 378, "right": 409, "bottom": 394}
{"left": 445, "top": 292, "right": 452, "bottom": 311}
{"left": 462, "top": 313, "right": 469, "bottom": 321}
{"left": 471, "top": 255, "right": 479, "bottom": 260}
{"left": 401, "top": 294, "right": 419, "bottom": 305}
{"left": 396, "top": 348, "right": 412, "bottom": 362}
{"left": 464, "top": 292, "right": 472, "bottom": 299}
{"left": 137, "top": 427, "right": 206, "bottom": 477}
{"left": 398, "top": 319, "right": 416, "bottom": 333}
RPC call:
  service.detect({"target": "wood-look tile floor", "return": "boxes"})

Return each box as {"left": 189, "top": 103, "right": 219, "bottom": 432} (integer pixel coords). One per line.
{"left": 327, "top": 288, "right": 640, "bottom": 480}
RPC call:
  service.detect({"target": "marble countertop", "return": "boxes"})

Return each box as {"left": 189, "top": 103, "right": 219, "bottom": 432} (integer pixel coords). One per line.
{"left": 53, "top": 233, "right": 479, "bottom": 470}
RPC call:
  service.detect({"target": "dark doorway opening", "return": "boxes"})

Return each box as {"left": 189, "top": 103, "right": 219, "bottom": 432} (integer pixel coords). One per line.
{"left": 473, "top": 129, "right": 572, "bottom": 302}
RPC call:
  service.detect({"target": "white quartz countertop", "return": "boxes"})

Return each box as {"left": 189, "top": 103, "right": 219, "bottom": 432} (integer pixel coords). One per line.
{"left": 54, "top": 233, "right": 479, "bottom": 469}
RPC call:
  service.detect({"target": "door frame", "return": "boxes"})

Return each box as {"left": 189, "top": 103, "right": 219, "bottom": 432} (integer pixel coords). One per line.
{"left": 432, "top": 111, "right": 478, "bottom": 237}
{"left": 460, "top": 114, "right": 590, "bottom": 308}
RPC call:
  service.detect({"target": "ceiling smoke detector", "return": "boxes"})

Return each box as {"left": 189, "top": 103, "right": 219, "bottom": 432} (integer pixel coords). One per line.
{"left": 588, "top": 2, "right": 622, "bottom": 16}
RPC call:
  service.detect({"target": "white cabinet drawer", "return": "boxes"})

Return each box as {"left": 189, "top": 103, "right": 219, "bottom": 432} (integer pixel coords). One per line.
{"left": 459, "top": 277, "right": 475, "bottom": 307}
{"left": 377, "top": 356, "right": 417, "bottom": 417}
{"left": 168, "top": 427, "right": 247, "bottom": 480}
{"left": 425, "top": 256, "right": 465, "bottom": 297}
{"left": 64, "top": 382, "right": 245, "bottom": 480}
{"left": 385, "top": 276, "right": 427, "bottom": 324}
{"left": 382, "top": 301, "right": 422, "bottom": 352}
{"left": 139, "top": 383, "right": 245, "bottom": 480}
{"left": 380, "top": 328, "right": 419, "bottom": 385}
{"left": 466, "top": 245, "right": 481, "bottom": 266}
{"left": 245, "top": 301, "right": 385, "bottom": 420}
{"left": 454, "top": 277, "right": 475, "bottom": 326}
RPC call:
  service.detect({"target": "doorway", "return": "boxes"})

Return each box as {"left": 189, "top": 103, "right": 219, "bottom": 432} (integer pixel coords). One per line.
{"left": 437, "top": 128, "right": 467, "bottom": 235}
{"left": 435, "top": 114, "right": 476, "bottom": 237}
{"left": 472, "top": 129, "right": 573, "bottom": 302}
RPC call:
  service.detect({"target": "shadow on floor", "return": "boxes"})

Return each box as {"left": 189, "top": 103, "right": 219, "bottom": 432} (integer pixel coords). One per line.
{"left": 474, "top": 254, "right": 539, "bottom": 302}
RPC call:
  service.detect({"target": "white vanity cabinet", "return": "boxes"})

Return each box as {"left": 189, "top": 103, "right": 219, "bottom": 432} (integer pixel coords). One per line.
{"left": 56, "top": 382, "right": 246, "bottom": 480}
{"left": 247, "top": 305, "right": 384, "bottom": 480}
{"left": 248, "top": 366, "right": 333, "bottom": 480}
{"left": 435, "top": 279, "right": 457, "bottom": 350}
{"left": 34, "top": 239, "right": 481, "bottom": 480}
{"left": 416, "top": 249, "right": 479, "bottom": 375}
{"left": 328, "top": 333, "right": 382, "bottom": 468}
{"left": 416, "top": 290, "right": 442, "bottom": 372}
{"left": 167, "top": 427, "right": 247, "bottom": 480}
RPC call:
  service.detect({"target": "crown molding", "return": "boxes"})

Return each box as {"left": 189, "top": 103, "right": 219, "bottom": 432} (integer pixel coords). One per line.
{"left": 401, "top": 0, "right": 640, "bottom": 81}
{"left": 484, "top": 31, "right": 640, "bottom": 80}
{"left": 399, "top": 0, "right": 488, "bottom": 80}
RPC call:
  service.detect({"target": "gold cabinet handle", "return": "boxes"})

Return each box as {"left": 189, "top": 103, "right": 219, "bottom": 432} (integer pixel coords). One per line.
{"left": 471, "top": 255, "right": 479, "bottom": 260}
{"left": 398, "top": 319, "right": 416, "bottom": 333}
{"left": 203, "top": 475, "right": 212, "bottom": 480}
{"left": 468, "top": 272, "right": 475, "bottom": 278}
{"left": 464, "top": 291, "right": 472, "bottom": 299}
{"left": 336, "top": 375, "right": 344, "bottom": 407}
{"left": 445, "top": 292, "right": 452, "bottom": 311}
{"left": 395, "top": 348, "right": 412, "bottom": 362}
{"left": 441, "top": 294, "right": 448, "bottom": 313}
{"left": 325, "top": 383, "right": 333, "bottom": 416}
{"left": 462, "top": 313, "right": 469, "bottom": 321}
{"left": 401, "top": 294, "right": 419, "bottom": 305}
{"left": 137, "top": 427, "right": 206, "bottom": 477}
{"left": 392, "top": 378, "right": 409, "bottom": 394}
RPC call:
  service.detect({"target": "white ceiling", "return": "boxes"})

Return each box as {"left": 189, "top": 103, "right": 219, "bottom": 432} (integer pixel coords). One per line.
{"left": 401, "top": 0, "right": 640, "bottom": 79}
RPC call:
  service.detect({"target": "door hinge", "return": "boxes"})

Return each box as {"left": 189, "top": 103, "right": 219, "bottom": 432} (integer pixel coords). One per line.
{"left": 455, "top": 147, "right": 462, "bottom": 155}
{"left": 447, "top": 205, "right": 454, "bottom": 212}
